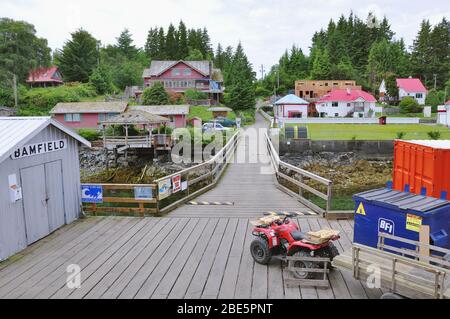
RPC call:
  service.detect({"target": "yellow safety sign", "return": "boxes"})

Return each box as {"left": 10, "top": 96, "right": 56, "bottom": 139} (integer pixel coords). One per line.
{"left": 356, "top": 202, "right": 366, "bottom": 216}
{"left": 406, "top": 214, "right": 422, "bottom": 232}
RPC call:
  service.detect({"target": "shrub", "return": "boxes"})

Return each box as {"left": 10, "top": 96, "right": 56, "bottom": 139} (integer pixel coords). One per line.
{"left": 89, "top": 66, "right": 113, "bottom": 95}
{"left": 77, "top": 129, "right": 101, "bottom": 141}
{"left": 427, "top": 131, "right": 441, "bottom": 140}
{"left": 399, "top": 96, "right": 422, "bottom": 113}
{"left": 184, "top": 89, "right": 207, "bottom": 101}
{"left": 396, "top": 132, "right": 406, "bottom": 139}
{"left": 142, "top": 82, "right": 170, "bottom": 105}
{"left": 169, "top": 91, "right": 185, "bottom": 105}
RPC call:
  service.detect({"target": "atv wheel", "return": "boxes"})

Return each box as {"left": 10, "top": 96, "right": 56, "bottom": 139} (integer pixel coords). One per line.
{"left": 250, "top": 238, "right": 272, "bottom": 265}
{"left": 291, "top": 250, "right": 318, "bottom": 279}
{"left": 316, "top": 242, "right": 340, "bottom": 268}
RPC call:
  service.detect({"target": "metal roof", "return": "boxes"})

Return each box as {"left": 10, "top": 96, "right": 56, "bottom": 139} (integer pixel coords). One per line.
{"left": 100, "top": 111, "right": 170, "bottom": 125}
{"left": 0, "top": 117, "right": 91, "bottom": 163}
{"left": 50, "top": 102, "right": 128, "bottom": 114}
{"left": 143, "top": 60, "right": 211, "bottom": 78}
{"left": 398, "top": 140, "right": 450, "bottom": 149}
{"left": 128, "top": 105, "right": 190, "bottom": 115}
{"left": 354, "top": 188, "right": 450, "bottom": 213}
{"left": 274, "top": 94, "right": 309, "bottom": 105}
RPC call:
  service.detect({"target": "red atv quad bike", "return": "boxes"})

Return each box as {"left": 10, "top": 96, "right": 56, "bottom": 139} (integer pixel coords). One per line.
{"left": 250, "top": 212, "right": 340, "bottom": 279}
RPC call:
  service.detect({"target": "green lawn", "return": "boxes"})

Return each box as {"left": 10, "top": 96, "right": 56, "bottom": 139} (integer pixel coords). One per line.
{"left": 286, "top": 123, "right": 450, "bottom": 140}
{"left": 188, "top": 105, "right": 255, "bottom": 125}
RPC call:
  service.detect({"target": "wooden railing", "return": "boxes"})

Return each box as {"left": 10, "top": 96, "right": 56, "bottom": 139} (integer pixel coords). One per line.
{"left": 265, "top": 131, "right": 332, "bottom": 215}
{"left": 82, "top": 130, "right": 241, "bottom": 216}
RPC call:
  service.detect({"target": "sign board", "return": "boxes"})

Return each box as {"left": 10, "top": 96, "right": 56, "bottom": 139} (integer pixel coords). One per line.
{"left": 406, "top": 214, "right": 422, "bottom": 232}
{"left": 81, "top": 185, "right": 103, "bottom": 203}
{"left": 134, "top": 187, "right": 153, "bottom": 201}
{"left": 8, "top": 174, "right": 22, "bottom": 203}
{"left": 172, "top": 175, "right": 182, "bottom": 193}
{"left": 158, "top": 179, "right": 172, "bottom": 200}
{"left": 11, "top": 139, "right": 67, "bottom": 160}
{"left": 181, "top": 181, "right": 188, "bottom": 191}
{"left": 356, "top": 203, "right": 366, "bottom": 216}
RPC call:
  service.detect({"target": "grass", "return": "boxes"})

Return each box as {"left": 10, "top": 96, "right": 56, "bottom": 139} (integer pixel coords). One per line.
{"left": 285, "top": 123, "right": 450, "bottom": 140}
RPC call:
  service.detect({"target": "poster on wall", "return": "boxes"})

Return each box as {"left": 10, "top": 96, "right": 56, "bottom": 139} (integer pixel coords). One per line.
{"left": 158, "top": 179, "right": 172, "bottom": 200}
{"left": 134, "top": 187, "right": 153, "bottom": 201}
{"left": 172, "top": 175, "right": 182, "bottom": 193}
{"left": 8, "top": 174, "right": 22, "bottom": 203}
{"left": 81, "top": 185, "right": 103, "bottom": 203}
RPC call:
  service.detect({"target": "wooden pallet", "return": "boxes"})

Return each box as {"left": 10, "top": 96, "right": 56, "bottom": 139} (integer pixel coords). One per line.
{"left": 278, "top": 256, "right": 331, "bottom": 288}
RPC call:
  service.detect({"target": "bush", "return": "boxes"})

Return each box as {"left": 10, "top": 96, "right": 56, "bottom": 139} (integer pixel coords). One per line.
{"left": 425, "top": 89, "right": 445, "bottom": 112}
{"left": 427, "top": 131, "right": 441, "bottom": 140}
{"left": 77, "top": 129, "right": 101, "bottom": 141}
{"left": 20, "top": 84, "right": 97, "bottom": 114}
{"left": 89, "top": 66, "right": 113, "bottom": 95}
{"left": 399, "top": 97, "right": 422, "bottom": 113}
{"left": 184, "top": 89, "right": 207, "bottom": 101}
{"left": 396, "top": 132, "right": 406, "bottom": 139}
{"left": 142, "top": 82, "right": 170, "bottom": 105}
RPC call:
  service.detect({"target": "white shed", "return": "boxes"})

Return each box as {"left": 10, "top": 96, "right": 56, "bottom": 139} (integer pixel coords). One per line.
{"left": 0, "top": 117, "right": 90, "bottom": 261}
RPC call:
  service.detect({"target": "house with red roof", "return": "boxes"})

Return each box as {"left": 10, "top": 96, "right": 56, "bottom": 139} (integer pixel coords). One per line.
{"left": 315, "top": 88, "right": 378, "bottom": 118}
{"left": 396, "top": 78, "right": 427, "bottom": 105}
{"left": 26, "top": 66, "right": 63, "bottom": 88}
{"left": 140, "top": 60, "right": 224, "bottom": 105}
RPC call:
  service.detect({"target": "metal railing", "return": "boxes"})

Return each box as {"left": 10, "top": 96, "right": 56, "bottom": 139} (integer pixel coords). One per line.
{"left": 82, "top": 130, "right": 241, "bottom": 216}
{"left": 265, "top": 131, "right": 332, "bottom": 215}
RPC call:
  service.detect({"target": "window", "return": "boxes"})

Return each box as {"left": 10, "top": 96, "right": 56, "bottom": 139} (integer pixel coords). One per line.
{"left": 184, "top": 68, "right": 192, "bottom": 76}
{"left": 335, "top": 113, "right": 339, "bottom": 117}
{"left": 325, "top": 83, "right": 329, "bottom": 86}
{"left": 332, "top": 102, "right": 339, "bottom": 107}
{"left": 65, "top": 113, "right": 81, "bottom": 122}
{"left": 416, "top": 93, "right": 423, "bottom": 99}
{"left": 347, "top": 103, "right": 351, "bottom": 107}
{"left": 172, "top": 69, "right": 181, "bottom": 76}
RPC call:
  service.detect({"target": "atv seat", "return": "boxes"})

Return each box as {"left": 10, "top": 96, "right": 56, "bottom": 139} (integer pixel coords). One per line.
{"left": 291, "top": 230, "right": 308, "bottom": 241}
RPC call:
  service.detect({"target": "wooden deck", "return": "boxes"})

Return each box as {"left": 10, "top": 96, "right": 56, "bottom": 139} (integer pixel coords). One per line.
{"left": 169, "top": 113, "right": 312, "bottom": 218}
{"left": 0, "top": 216, "right": 383, "bottom": 299}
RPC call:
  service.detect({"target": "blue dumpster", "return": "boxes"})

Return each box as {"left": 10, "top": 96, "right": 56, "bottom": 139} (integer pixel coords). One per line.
{"left": 353, "top": 188, "right": 450, "bottom": 251}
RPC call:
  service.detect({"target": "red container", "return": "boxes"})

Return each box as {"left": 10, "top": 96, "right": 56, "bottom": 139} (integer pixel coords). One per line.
{"left": 393, "top": 140, "right": 450, "bottom": 200}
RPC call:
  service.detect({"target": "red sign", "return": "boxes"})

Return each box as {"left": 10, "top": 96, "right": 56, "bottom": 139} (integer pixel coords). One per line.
{"left": 172, "top": 175, "right": 182, "bottom": 193}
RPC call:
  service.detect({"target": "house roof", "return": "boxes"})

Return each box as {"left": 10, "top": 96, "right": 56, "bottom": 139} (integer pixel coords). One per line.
{"left": 100, "top": 110, "right": 170, "bottom": 125}
{"left": 26, "top": 66, "right": 63, "bottom": 83}
{"left": 0, "top": 117, "right": 91, "bottom": 163}
{"left": 50, "top": 102, "right": 128, "bottom": 114}
{"left": 208, "top": 107, "right": 233, "bottom": 112}
{"left": 128, "top": 105, "right": 190, "bottom": 115}
{"left": 274, "top": 94, "right": 309, "bottom": 105}
{"left": 143, "top": 60, "right": 211, "bottom": 78}
{"left": 396, "top": 78, "right": 427, "bottom": 93}
{"left": 445, "top": 100, "right": 450, "bottom": 105}
{"left": 317, "top": 89, "right": 377, "bottom": 103}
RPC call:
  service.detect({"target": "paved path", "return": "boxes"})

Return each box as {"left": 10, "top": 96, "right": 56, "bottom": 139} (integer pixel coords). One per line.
{"left": 0, "top": 216, "right": 382, "bottom": 299}
{"left": 169, "top": 113, "right": 311, "bottom": 218}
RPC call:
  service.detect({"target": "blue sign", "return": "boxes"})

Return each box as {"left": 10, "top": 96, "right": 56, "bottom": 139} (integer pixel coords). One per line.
{"left": 81, "top": 185, "right": 103, "bottom": 203}
{"left": 378, "top": 218, "right": 395, "bottom": 235}
{"left": 134, "top": 187, "right": 153, "bottom": 200}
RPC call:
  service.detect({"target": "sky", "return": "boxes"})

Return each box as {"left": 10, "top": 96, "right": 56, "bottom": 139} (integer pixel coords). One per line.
{"left": 1, "top": 0, "right": 449, "bottom": 77}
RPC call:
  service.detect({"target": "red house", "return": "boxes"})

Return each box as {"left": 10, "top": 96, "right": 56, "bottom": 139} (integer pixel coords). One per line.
{"left": 27, "top": 66, "right": 63, "bottom": 87}
{"left": 141, "top": 60, "right": 224, "bottom": 104}
{"left": 50, "top": 102, "right": 128, "bottom": 129}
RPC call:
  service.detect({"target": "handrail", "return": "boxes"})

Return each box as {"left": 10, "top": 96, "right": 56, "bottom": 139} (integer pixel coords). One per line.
{"left": 264, "top": 131, "right": 333, "bottom": 214}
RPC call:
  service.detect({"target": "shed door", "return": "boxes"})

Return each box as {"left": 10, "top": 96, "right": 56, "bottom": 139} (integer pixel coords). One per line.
{"left": 45, "top": 161, "right": 65, "bottom": 232}
{"left": 20, "top": 164, "right": 50, "bottom": 245}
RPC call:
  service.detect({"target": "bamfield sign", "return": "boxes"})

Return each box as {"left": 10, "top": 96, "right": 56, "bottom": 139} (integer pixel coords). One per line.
{"left": 11, "top": 139, "right": 67, "bottom": 160}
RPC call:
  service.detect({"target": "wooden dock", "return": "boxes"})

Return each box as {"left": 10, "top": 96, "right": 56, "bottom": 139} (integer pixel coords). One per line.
{"left": 0, "top": 216, "right": 382, "bottom": 299}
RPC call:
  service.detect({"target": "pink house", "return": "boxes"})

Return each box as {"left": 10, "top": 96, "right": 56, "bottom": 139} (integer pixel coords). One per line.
{"left": 27, "top": 66, "right": 63, "bottom": 87}
{"left": 128, "top": 105, "right": 189, "bottom": 128}
{"left": 50, "top": 102, "right": 128, "bottom": 129}
{"left": 141, "top": 60, "right": 224, "bottom": 104}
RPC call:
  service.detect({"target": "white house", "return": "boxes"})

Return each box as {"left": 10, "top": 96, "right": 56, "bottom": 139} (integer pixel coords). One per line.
{"left": 379, "top": 79, "right": 387, "bottom": 101}
{"left": 437, "top": 101, "right": 450, "bottom": 127}
{"left": 273, "top": 94, "right": 309, "bottom": 122}
{"left": 397, "top": 78, "right": 427, "bottom": 105}
{"left": 315, "top": 89, "right": 378, "bottom": 118}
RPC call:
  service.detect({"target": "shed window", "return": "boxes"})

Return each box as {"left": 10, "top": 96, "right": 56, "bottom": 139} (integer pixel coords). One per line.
{"left": 332, "top": 102, "right": 339, "bottom": 107}
{"left": 65, "top": 113, "right": 81, "bottom": 122}
{"left": 416, "top": 93, "right": 423, "bottom": 99}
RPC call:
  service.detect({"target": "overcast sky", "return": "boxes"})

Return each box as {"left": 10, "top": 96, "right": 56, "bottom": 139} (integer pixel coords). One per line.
{"left": 2, "top": 0, "right": 449, "bottom": 76}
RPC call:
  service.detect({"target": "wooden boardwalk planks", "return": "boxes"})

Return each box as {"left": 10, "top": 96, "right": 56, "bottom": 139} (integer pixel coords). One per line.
{"left": 0, "top": 216, "right": 381, "bottom": 299}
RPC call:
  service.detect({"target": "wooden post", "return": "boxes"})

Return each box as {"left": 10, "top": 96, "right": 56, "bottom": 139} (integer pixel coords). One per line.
{"left": 419, "top": 225, "right": 430, "bottom": 263}
{"left": 326, "top": 181, "right": 333, "bottom": 214}
{"left": 124, "top": 125, "right": 129, "bottom": 166}
{"left": 139, "top": 203, "right": 145, "bottom": 218}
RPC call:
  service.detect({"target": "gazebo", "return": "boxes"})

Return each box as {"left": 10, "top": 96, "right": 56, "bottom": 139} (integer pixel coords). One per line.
{"left": 99, "top": 110, "right": 171, "bottom": 164}
{"left": 208, "top": 106, "right": 233, "bottom": 119}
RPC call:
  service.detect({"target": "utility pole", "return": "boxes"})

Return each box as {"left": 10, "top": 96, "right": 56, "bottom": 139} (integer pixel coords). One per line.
{"left": 433, "top": 74, "right": 437, "bottom": 90}
{"left": 13, "top": 74, "right": 18, "bottom": 109}
{"left": 259, "top": 64, "right": 265, "bottom": 80}
{"left": 276, "top": 64, "right": 280, "bottom": 93}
